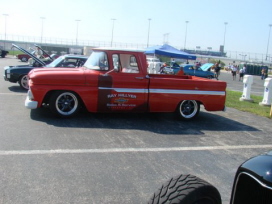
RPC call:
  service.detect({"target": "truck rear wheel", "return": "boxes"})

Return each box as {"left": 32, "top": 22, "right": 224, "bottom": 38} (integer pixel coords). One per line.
{"left": 148, "top": 174, "right": 221, "bottom": 204}
{"left": 177, "top": 100, "right": 200, "bottom": 120}
{"left": 49, "top": 91, "right": 80, "bottom": 117}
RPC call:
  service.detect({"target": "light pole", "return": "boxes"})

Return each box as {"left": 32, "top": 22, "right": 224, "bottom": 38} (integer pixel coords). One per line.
{"left": 3, "top": 14, "right": 8, "bottom": 49}
{"left": 207, "top": 47, "right": 212, "bottom": 54}
{"left": 40, "top": 17, "right": 45, "bottom": 43}
{"left": 266, "top": 24, "right": 272, "bottom": 61}
{"left": 223, "top": 22, "right": 228, "bottom": 49}
{"left": 147, "top": 18, "right": 151, "bottom": 47}
{"left": 111, "top": 18, "right": 116, "bottom": 47}
{"left": 75, "top": 19, "right": 81, "bottom": 45}
{"left": 184, "top": 21, "right": 189, "bottom": 50}
{"left": 163, "top": 33, "right": 169, "bottom": 44}
{"left": 239, "top": 54, "right": 247, "bottom": 61}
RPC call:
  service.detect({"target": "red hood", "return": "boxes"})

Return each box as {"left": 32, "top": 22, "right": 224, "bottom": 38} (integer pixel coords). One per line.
{"left": 29, "top": 67, "right": 86, "bottom": 86}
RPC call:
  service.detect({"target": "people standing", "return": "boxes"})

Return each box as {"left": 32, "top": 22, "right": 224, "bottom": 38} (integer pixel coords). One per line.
{"left": 231, "top": 64, "right": 237, "bottom": 80}
{"left": 214, "top": 61, "right": 221, "bottom": 80}
{"left": 261, "top": 67, "right": 267, "bottom": 80}
{"left": 239, "top": 66, "right": 245, "bottom": 81}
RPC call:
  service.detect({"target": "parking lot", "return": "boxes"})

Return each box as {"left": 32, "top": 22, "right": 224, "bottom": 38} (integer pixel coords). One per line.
{"left": 1, "top": 56, "right": 272, "bottom": 204}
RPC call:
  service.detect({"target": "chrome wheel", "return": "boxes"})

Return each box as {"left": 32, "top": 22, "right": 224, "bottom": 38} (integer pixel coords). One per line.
{"left": 178, "top": 100, "right": 200, "bottom": 120}
{"left": 19, "top": 75, "right": 29, "bottom": 90}
{"left": 50, "top": 91, "right": 79, "bottom": 117}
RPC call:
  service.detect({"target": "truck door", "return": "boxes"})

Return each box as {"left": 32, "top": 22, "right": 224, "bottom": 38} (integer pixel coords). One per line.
{"left": 97, "top": 53, "right": 149, "bottom": 112}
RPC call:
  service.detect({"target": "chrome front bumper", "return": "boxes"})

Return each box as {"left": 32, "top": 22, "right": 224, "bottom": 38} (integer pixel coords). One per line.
{"left": 25, "top": 90, "right": 38, "bottom": 109}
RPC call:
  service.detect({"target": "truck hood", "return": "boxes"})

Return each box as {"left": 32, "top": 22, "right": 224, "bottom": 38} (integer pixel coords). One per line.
{"left": 29, "top": 67, "right": 86, "bottom": 86}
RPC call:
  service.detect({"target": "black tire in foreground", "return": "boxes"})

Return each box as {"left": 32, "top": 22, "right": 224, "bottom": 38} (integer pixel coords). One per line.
{"left": 49, "top": 91, "right": 80, "bottom": 117}
{"left": 148, "top": 174, "right": 221, "bottom": 204}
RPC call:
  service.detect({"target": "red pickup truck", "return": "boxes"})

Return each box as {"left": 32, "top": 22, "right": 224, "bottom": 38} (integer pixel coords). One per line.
{"left": 25, "top": 47, "right": 226, "bottom": 120}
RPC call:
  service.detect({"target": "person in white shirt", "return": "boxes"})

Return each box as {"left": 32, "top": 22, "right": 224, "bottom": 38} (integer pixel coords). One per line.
{"left": 231, "top": 65, "right": 237, "bottom": 80}
{"left": 238, "top": 65, "right": 246, "bottom": 81}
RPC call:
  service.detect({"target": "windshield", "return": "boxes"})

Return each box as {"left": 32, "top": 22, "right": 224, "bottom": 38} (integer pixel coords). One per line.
{"left": 84, "top": 51, "right": 109, "bottom": 70}
{"left": 46, "top": 56, "right": 65, "bottom": 67}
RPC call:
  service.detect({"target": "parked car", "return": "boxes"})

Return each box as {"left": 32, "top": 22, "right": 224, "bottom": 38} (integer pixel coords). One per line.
{"left": 16, "top": 44, "right": 57, "bottom": 63}
{"left": 3, "top": 44, "right": 87, "bottom": 90}
{"left": 148, "top": 150, "right": 272, "bottom": 204}
{"left": 146, "top": 57, "right": 162, "bottom": 73}
{"left": 160, "top": 61, "right": 181, "bottom": 74}
{"left": 182, "top": 63, "right": 215, "bottom": 79}
{"left": 0, "top": 49, "right": 9, "bottom": 58}
{"left": 17, "top": 53, "right": 32, "bottom": 62}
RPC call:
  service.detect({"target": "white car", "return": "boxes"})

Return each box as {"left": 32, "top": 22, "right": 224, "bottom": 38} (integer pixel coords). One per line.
{"left": 147, "top": 58, "right": 161, "bottom": 74}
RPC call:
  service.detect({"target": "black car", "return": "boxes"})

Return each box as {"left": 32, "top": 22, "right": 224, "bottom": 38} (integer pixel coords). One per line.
{"left": 148, "top": 151, "right": 272, "bottom": 204}
{"left": 3, "top": 44, "right": 88, "bottom": 90}
{"left": 0, "top": 49, "right": 9, "bottom": 58}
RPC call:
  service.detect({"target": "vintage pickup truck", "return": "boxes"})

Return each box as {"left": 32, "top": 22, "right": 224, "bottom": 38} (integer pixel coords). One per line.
{"left": 25, "top": 47, "right": 226, "bottom": 119}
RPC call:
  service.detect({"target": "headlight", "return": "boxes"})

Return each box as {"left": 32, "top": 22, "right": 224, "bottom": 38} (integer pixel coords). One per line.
{"left": 6, "top": 69, "right": 11, "bottom": 79}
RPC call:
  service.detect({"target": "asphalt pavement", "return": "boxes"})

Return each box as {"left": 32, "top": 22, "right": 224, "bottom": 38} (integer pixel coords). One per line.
{"left": 218, "top": 69, "right": 267, "bottom": 96}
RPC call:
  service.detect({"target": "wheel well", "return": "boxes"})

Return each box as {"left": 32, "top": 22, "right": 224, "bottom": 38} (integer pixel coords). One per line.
{"left": 42, "top": 90, "right": 85, "bottom": 108}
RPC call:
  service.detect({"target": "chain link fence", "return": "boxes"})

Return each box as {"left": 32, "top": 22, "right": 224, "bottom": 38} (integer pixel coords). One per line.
{"left": 1, "top": 34, "right": 271, "bottom": 65}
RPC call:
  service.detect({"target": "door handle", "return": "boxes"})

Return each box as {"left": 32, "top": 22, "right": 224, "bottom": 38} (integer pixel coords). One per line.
{"left": 135, "top": 77, "right": 144, "bottom": 79}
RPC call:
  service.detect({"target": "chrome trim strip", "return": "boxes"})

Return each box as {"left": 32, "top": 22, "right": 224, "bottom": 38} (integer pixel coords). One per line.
{"left": 231, "top": 171, "right": 272, "bottom": 204}
{"left": 150, "top": 89, "right": 225, "bottom": 96}
{"left": 99, "top": 87, "right": 225, "bottom": 96}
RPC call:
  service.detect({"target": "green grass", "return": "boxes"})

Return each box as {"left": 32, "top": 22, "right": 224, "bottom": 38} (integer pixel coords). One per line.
{"left": 6, "top": 50, "right": 24, "bottom": 56}
{"left": 226, "top": 89, "right": 271, "bottom": 119}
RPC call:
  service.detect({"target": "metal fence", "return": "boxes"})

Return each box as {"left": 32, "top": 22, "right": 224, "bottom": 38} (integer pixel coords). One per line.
{"left": 0, "top": 34, "right": 148, "bottom": 49}
{"left": 0, "top": 34, "right": 271, "bottom": 64}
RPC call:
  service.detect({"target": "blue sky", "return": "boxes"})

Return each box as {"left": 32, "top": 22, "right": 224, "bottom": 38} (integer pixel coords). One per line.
{"left": 1, "top": 0, "right": 272, "bottom": 56}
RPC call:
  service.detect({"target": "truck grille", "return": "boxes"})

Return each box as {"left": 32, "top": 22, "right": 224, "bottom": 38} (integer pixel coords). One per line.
{"left": 232, "top": 172, "right": 272, "bottom": 204}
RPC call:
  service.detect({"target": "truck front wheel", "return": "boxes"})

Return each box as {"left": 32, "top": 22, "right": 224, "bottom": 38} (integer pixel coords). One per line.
{"left": 148, "top": 174, "right": 221, "bottom": 204}
{"left": 177, "top": 100, "right": 200, "bottom": 120}
{"left": 49, "top": 91, "right": 80, "bottom": 117}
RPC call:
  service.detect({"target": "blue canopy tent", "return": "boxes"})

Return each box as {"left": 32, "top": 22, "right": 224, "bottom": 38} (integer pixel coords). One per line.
{"left": 145, "top": 44, "right": 196, "bottom": 60}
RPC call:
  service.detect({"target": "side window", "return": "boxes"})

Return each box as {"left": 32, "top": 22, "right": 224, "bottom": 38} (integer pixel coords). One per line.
{"left": 120, "top": 54, "right": 139, "bottom": 73}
